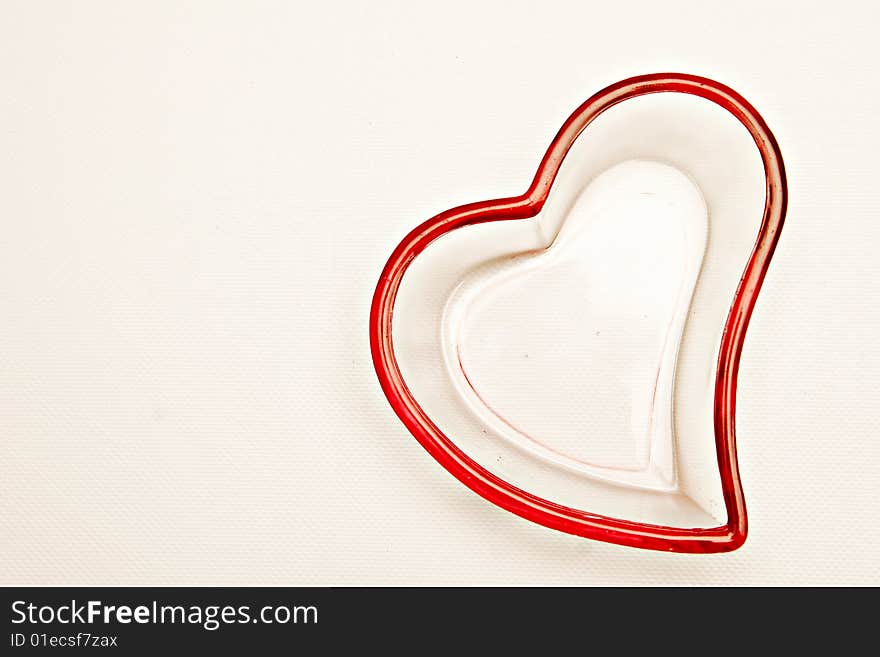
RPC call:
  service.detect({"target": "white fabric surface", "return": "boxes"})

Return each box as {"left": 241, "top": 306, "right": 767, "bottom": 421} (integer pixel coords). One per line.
{"left": 1, "top": 1, "right": 878, "bottom": 584}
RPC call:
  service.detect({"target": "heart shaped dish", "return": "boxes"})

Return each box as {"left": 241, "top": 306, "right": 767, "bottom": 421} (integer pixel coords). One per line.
{"left": 370, "top": 73, "right": 787, "bottom": 553}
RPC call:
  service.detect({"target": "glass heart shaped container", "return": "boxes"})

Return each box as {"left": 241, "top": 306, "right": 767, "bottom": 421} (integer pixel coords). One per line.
{"left": 371, "top": 74, "right": 787, "bottom": 552}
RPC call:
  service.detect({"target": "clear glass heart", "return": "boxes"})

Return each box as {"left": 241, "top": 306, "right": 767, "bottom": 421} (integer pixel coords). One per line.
{"left": 390, "top": 91, "right": 766, "bottom": 529}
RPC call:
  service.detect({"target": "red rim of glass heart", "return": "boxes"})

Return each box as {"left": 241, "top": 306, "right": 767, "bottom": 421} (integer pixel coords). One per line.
{"left": 370, "top": 73, "right": 788, "bottom": 553}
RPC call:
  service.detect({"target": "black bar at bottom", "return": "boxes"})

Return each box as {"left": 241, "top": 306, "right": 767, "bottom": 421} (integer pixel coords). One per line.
{"left": 0, "top": 586, "right": 864, "bottom": 652}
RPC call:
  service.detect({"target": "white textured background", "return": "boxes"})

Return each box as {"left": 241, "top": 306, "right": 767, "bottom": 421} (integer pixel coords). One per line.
{"left": 1, "top": 1, "right": 878, "bottom": 585}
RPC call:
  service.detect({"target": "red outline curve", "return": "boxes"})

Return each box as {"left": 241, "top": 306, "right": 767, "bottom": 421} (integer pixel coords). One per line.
{"left": 369, "top": 73, "right": 788, "bottom": 553}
